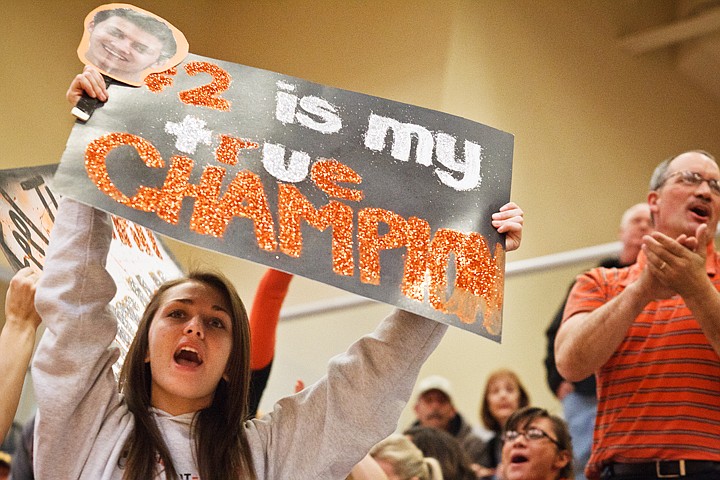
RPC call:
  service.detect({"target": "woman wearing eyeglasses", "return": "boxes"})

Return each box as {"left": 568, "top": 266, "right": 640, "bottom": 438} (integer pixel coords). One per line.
{"left": 499, "top": 407, "right": 574, "bottom": 480}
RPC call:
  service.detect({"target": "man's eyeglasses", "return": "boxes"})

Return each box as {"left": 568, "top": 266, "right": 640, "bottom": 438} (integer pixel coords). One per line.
{"left": 501, "top": 427, "right": 561, "bottom": 448}
{"left": 660, "top": 170, "right": 720, "bottom": 196}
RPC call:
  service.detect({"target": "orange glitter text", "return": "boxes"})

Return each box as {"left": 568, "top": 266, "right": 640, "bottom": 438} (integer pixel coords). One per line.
{"left": 85, "top": 133, "right": 504, "bottom": 329}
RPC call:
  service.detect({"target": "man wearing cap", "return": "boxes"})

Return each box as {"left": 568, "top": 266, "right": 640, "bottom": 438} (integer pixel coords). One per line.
{"left": 409, "top": 375, "right": 486, "bottom": 465}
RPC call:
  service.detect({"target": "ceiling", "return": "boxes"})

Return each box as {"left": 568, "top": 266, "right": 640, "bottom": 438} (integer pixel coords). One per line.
{"left": 618, "top": 0, "right": 720, "bottom": 103}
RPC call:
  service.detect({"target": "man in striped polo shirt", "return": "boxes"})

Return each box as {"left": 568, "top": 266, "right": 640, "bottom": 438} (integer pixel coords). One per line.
{"left": 555, "top": 150, "right": 720, "bottom": 480}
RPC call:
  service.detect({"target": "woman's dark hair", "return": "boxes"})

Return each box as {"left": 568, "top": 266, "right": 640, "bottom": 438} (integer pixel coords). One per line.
{"left": 503, "top": 407, "right": 574, "bottom": 480}
{"left": 119, "top": 271, "right": 256, "bottom": 480}
{"left": 404, "top": 425, "right": 477, "bottom": 480}
{"left": 480, "top": 369, "right": 530, "bottom": 432}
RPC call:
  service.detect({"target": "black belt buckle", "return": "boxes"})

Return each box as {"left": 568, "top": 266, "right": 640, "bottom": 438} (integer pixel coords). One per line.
{"left": 657, "top": 460, "right": 685, "bottom": 478}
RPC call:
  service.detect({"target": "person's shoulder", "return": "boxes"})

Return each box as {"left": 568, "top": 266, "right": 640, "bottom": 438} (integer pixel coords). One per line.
{"left": 455, "top": 412, "right": 475, "bottom": 431}
{"left": 456, "top": 417, "right": 486, "bottom": 446}
{"left": 581, "top": 262, "right": 635, "bottom": 285}
{"left": 472, "top": 425, "right": 494, "bottom": 442}
{"left": 597, "top": 256, "right": 623, "bottom": 269}
{"left": 709, "top": 246, "right": 720, "bottom": 268}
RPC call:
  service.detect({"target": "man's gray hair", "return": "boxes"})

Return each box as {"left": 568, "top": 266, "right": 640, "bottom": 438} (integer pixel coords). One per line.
{"left": 649, "top": 150, "right": 717, "bottom": 191}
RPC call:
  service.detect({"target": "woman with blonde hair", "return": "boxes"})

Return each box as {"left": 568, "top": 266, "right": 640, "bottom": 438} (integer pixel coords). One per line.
{"left": 371, "top": 434, "right": 444, "bottom": 480}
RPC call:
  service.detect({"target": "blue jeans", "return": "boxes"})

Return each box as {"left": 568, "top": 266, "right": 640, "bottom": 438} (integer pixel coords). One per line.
{"left": 562, "top": 391, "right": 597, "bottom": 480}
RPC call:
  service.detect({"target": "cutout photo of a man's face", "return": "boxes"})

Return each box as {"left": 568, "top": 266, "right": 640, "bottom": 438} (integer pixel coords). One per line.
{"left": 78, "top": 4, "right": 188, "bottom": 86}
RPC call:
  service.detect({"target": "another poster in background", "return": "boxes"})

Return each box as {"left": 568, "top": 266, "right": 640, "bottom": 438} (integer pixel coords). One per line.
{"left": 0, "top": 164, "right": 183, "bottom": 375}
{"left": 55, "top": 50, "right": 514, "bottom": 340}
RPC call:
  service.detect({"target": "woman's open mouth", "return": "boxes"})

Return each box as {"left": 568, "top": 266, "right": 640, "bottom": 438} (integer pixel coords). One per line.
{"left": 174, "top": 346, "right": 203, "bottom": 367}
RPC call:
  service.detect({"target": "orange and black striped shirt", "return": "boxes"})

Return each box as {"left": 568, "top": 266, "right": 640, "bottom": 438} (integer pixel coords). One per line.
{"left": 563, "top": 248, "right": 720, "bottom": 479}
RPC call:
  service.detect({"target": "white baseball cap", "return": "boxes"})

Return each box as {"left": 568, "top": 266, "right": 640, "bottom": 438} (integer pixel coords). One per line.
{"left": 416, "top": 375, "right": 453, "bottom": 400}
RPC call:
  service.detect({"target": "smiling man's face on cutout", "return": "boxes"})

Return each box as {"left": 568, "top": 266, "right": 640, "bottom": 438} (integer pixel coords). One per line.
{"left": 85, "top": 15, "right": 165, "bottom": 83}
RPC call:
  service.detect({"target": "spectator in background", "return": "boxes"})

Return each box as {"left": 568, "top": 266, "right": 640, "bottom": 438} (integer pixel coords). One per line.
{"left": 347, "top": 454, "right": 389, "bottom": 480}
{"left": 556, "top": 150, "right": 720, "bottom": 478}
{"left": 247, "top": 269, "right": 293, "bottom": 417}
{"left": 475, "top": 369, "right": 531, "bottom": 479}
{"left": 405, "top": 425, "right": 477, "bottom": 480}
{"left": 409, "top": 375, "right": 487, "bottom": 467}
{"left": 0, "top": 268, "right": 42, "bottom": 445}
{"left": 500, "top": 407, "right": 573, "bottom": 480}
{"left": 544, "top": 203, "right": 651, "bottom": 479}
{"left": 0, "top": 452, "right": 10, "bottom": 480}
{"left": 7, "top": 414, "right": 34, "bottom": 480}
{"left": 0, "top": 423, "right": 20, "bottom": 458}
{"left": 370, "top": 434, "right": 444, "bottom": 480}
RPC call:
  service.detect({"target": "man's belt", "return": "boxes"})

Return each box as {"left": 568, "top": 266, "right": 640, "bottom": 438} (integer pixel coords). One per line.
{"left": 602, "top": 460, "right": 720, "bottom": 478}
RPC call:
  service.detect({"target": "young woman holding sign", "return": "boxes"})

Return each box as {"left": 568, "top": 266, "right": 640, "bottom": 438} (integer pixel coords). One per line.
{"left": 30, "top": 71, "right": 524, "bottom": 480}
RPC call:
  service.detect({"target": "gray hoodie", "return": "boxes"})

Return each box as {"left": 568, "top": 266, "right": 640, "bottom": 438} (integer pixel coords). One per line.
{"left": 32, "top": 198, "right": 447, "bottom": 480}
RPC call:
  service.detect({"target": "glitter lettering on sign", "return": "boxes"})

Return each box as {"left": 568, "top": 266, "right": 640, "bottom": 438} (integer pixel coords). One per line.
{"left": 358, "top": 208, "right": 411, "bottom": 285}
{"left": 85, "top": 133, "right": 164, "bottom": 205}
{"left": 179, "top": 61, "right": 231, "bottom": 111}
{"left": 310, "top": 158, "right": 363, "bottom": 202}
{"left": 144, "top": 67, "right": 178, "bottom": 93}
{"left": 278, "top": 184, "right": 354, "bottom": 276}
{"left": 191, "top": 169, "right": 277, "bottom": 250}
{"left": 365, "top": 114, "right": 484, "bottom": 191}
{"left": 165, "top": 115, "right": 213, "bottom": 154}
{"left": 63, "top": 55, "right": 514, "bottom": 335}
{"left": 275, "top": 81, "right": 342, "bottom": 133}
{"left": 215, "top": 134, "right": 260, "bottom": 166}
{"left": 86, "top": 136, "right": 276, "bottom": 250}
{"left": 428, "top": 229, "right": 504, "bottom": 333}
{"left": 261, "top": 143, "right": 311, "bottom": 183}
{"left": 84, "top": 132, "right": 504, "bottom": 326}
{"left": 400, "top": 216, "right": 431, "bottom": 302}
{"left": 356, "top": 209, "right": 430, "bottom": 296}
